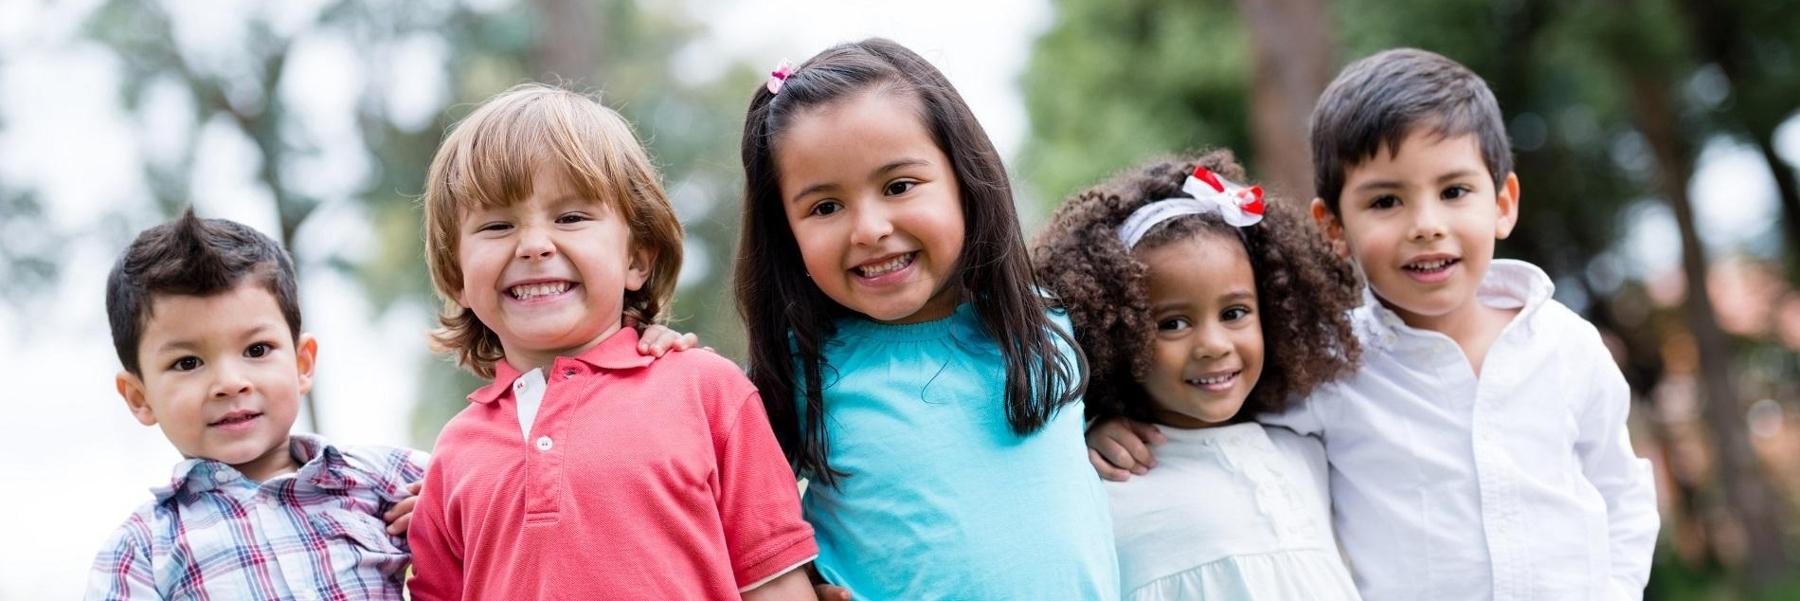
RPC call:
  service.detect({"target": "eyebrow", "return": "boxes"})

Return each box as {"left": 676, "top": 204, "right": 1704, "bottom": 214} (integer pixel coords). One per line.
{"left": 788, "top": 158, "right": 933, "bottom": 205}
{"left": 153, "top": 324, "right": 279, "bottom": 354}
{"left": 1351, "top": 169, "right": 1484, "bottom": 194}
{"left": 1217, "top": 290, "right": 1256, "bottom": 303}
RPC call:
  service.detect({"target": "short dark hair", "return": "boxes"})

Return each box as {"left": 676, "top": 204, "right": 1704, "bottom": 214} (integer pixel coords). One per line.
{"left": 1311, "top": 48, "right": 1511, "bottom": 214}
{"left": 737, "top": 38, "right": 1084, "bottom": 487}
{"left": 106, "top": 208, "right": 302, "bottom": 374}
{"left": 1034, "top": 150, "right": 1362, "bottom": 423}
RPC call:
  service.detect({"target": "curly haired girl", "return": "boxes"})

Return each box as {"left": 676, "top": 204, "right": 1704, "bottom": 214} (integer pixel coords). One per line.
{"left": 1034, "top": 150, "right": 1363, "bottom": 600}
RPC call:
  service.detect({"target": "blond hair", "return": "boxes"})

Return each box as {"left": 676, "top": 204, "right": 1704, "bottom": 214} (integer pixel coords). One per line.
{"left": 423, "top": 84, "right": 683, "bottom": 378}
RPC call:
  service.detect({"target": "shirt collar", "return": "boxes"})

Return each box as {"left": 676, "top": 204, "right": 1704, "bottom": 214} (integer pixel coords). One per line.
{"left": 1355, "top": 259, "right": 1555, "bottom": 350}
{"left": 153, "top": 433, "right": 351, "bottom": 502}
{"left": 467, "top": 327, "right": 654, "bottom": 405}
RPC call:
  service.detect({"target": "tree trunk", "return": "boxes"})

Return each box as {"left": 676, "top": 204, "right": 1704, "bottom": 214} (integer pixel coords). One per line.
{"left": 1624, "top": 71, "right": 1790, "bottom": 591}
{"left": 1676, "top": 0, "right": 1800, "bottom": 283}
{"left": 1753, "top": 132, "right": 1800, "bottom": 281}
{"left": 1235, "top": 0, "right": 1332, "bottom": 201}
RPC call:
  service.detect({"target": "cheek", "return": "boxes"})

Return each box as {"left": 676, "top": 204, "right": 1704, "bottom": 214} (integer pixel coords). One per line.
{"left": 1147, "top": 339, "right": 1186, "bottom": 377}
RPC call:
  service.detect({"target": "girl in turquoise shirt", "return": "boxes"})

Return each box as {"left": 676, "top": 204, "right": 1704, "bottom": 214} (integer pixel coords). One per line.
{"left": 731, "top": 38, "right": 1119, "bottom": 600}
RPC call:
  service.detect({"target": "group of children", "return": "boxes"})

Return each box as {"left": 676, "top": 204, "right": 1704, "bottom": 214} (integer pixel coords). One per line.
{"left": 86, "top": 38, "right": 1658, "bottom": 601}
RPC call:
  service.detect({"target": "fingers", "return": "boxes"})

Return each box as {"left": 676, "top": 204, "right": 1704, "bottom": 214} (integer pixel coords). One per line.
{"left": 1127, "top": 418, "right": 1167, "bottom": 446}
{"left": 1085, "top": 419, "right": 1155, "bottom": 473}
{"left": 384, "top": 495, "right": 419, "bottom": 523}
{"left": 673, "top": 332, "right": 699, "bottom": 351}
{"left": 637, "top": 326, "right": 679, "bottom": 357}
{"left": 814, "top": 584, "right": 852, "bottom": 601}
{"left": 385, "top": 513, "right": 412, "bottom": 536}
{"left": 406, "top": 480, "right": 423, "bottom": 495}
{"left": 1089, "top": 448, "right": 1133, "bottom": 482}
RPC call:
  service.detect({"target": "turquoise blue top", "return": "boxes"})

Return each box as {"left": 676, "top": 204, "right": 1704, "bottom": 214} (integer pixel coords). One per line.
{"left": 800, "top": 303, "right": 1119, "bottom": 600}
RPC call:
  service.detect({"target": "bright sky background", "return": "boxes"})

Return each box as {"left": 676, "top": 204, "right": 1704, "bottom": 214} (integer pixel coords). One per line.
{"left": 0, "top": 0, "right": 1791, "bottom": 597}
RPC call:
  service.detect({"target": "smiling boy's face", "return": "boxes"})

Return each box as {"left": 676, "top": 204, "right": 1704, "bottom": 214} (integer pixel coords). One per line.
{"left": 116, "top": 281, "right": 315, "bottom": 482}
{"left": 1313, "top": 130, "right": 1519, "bottom": 332}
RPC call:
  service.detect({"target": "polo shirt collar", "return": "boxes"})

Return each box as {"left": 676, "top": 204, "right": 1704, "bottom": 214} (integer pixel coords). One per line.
{"left": 154, "top": 433, "right": 351, "bottom": 502}
{"left": 466, "top": 327, "right": 654, "bottom": 405}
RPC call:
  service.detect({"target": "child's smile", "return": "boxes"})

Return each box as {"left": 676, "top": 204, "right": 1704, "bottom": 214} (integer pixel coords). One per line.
{"left": 117, "top": 283, "right": 315, "bottom": 482}
{"left": 456, "top": 167, "right": 650, "bottom": 371}
{"left": 1320, "top": 131, "right": 1518, "bottom": 333}
{"left": 776, "top": 90, "right": 966, "bottom": 324}
{"left": 1136, "top": 233, "right": 1264, "bottom": 428}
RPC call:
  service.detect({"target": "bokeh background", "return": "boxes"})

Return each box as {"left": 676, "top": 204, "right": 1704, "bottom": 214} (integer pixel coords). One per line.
{"left": 2, "top": 0, "right": 1797, "bottom": 598}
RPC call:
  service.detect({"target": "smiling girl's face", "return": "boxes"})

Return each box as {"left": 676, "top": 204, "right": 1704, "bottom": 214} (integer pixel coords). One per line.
{"left": 775, "top": 89, "right": 966, "bottom": 324}
{"left": 1136, "top": 231, "right": 1265, "bottom": 428}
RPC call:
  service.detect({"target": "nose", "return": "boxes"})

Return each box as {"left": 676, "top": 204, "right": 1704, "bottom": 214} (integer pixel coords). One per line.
{"left": 1191, "top": 321, "right": 1234, "bottom": 361}
{"left": 210, "top": 360, "right": 252, "bottom": 399}
{"left": 1406, "top": 197, "right": 1447, "bottom": 242}
{"left": 848, "top": 201, "right": 893, "bottom": 247}
{"left": 516, "top": 224, "right": 556, "bottom": 261}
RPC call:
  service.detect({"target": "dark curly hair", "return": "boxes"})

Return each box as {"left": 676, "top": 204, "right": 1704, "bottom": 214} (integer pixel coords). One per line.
{"left": 1033, "top": 150, "right": 1361, "bottom": 424}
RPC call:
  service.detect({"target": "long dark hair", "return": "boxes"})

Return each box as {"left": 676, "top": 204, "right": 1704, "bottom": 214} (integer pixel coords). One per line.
{"left": 736, "top": 38, "right": 1085, "bottom": 487}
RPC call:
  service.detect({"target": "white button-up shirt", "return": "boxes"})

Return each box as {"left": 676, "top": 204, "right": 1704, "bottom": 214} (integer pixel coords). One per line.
{"left": 1264, "top": 259, "right": 1659, "bottom": 600}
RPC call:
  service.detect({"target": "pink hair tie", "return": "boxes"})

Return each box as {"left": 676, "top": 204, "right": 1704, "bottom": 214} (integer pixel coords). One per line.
{"left": 767, "top": 60, "right": 794, "bottom": 94}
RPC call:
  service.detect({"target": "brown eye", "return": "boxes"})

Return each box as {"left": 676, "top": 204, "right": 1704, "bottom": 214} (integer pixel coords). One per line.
{"left": 884, "top": 180, "right": 917, "bottom": 196}
{"left": 172, "top": 357, "right": 202, "bottom": 372}
{"left": 245, "top": 343, "right": 271, "bottom": 358}
{"left": 810, "top": 200, "right": 843, "bottom": 217}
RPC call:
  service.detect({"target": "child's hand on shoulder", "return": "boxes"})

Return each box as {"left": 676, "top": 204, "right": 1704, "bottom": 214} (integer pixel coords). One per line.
{"left": 637, "top": 323, "right": 702, "bottom": 357}
{"left": 1086, "top": 417, "right": 1165, "bottom": 482}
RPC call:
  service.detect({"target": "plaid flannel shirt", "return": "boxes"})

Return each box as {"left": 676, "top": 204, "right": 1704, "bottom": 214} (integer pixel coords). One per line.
{"left": 86, "top": 433, "right": 428, "bottom": 601}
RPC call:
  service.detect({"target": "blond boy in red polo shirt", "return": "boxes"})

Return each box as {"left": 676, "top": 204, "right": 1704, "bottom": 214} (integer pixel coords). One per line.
{"left": 405, "top": 84, "right": 819, "bottom": 600}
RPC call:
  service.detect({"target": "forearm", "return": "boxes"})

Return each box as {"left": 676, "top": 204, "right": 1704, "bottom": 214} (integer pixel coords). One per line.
{"left": 741, "top": 567, "right": 817, "bottom": 601}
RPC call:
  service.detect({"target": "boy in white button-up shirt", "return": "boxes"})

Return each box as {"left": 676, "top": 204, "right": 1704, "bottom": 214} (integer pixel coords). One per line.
{"left": 1087, "top": 48, "right": 1659, "bottom": 600}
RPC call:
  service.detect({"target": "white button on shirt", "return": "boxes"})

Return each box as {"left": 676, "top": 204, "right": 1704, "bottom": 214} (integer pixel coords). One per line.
{"left": 1263, "top": 260, "right": 1659, "bottom": 601}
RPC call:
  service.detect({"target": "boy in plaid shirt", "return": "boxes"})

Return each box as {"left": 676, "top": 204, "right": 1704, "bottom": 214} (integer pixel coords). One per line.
{"left": 87, "top": 209, "right": 427, "bottom": 600}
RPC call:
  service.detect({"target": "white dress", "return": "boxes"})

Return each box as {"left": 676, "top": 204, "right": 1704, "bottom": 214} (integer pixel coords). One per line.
{"left": 1106, "top": 422, "right": 1361, "bottom": 601}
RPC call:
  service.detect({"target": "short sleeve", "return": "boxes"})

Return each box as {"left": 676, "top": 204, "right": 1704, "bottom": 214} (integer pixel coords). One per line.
{"left": 714, "top": 388, "right": 819, "bottom": 590}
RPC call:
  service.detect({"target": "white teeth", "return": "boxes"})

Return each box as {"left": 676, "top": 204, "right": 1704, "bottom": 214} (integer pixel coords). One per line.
{"left": 1407, "top": 259, "right": 1454, "bottom": 271}
{"left": 856, "top": 253, "right": 914, "bottom": 277}
{"left": 1188, "top": 373, "right": 1235, "bottom": 386}
{"left": 509, "top": 282, "right": 571, "bottom": 299}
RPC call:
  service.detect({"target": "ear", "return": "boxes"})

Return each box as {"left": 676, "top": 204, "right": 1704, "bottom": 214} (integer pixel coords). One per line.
{"left": 117, "top": 371, "right": 158, "bottom": 427}
{"left": 624, "top": 245, "right": 654, "bottom": 292}
{"left": 294, "top": 333, "right": 319, "bottom": 397}
{"left": 1494, "top": 172, "right": 1520, "bottom": 240}
{"left": 1310, "top": 198, "right": 1350, "bottom": 258}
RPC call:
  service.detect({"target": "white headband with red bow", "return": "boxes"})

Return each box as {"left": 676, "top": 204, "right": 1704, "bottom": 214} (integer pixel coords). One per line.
{"left": 1116, "top": 166, "right": 1265, "bottom": 249}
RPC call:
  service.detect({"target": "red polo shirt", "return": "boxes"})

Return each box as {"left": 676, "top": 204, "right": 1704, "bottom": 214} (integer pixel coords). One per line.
{"left": 407, "top": 328, "right": 817, "bottom": 600}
